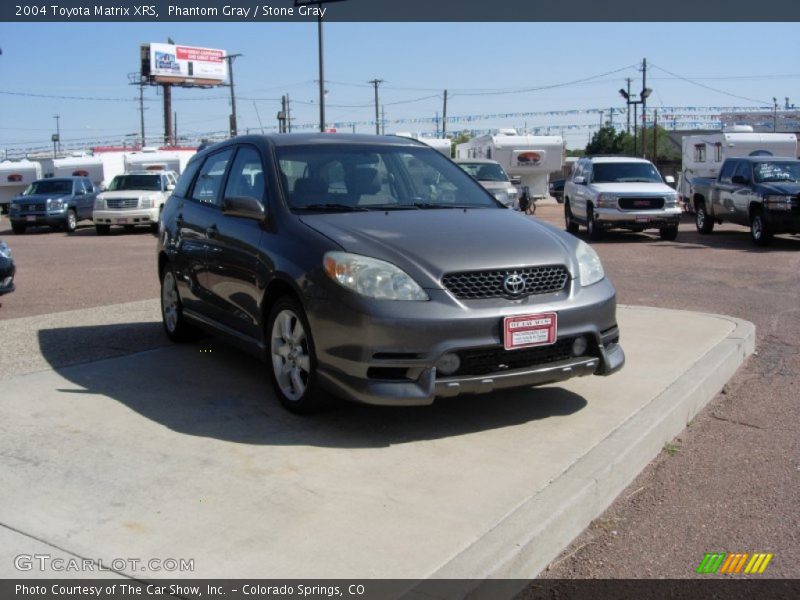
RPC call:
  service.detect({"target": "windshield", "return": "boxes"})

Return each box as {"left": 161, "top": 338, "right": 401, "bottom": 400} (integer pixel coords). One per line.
{"left": 108, "top": 174, "right": 162, "bottom": 191}
{"left": 276, "top": 144, "right": 499, "bottom": 212}
{"left": 457, "top": 162, "right": 509, "bottom": 182}
{"left": 23, "top": 179, "right": 73, "bottom": 196}
{"left": 592, "top": 162, "right": 663, "bottom": 184}
{"left": 753, "top": 161, "right": 800, "bottom": 183}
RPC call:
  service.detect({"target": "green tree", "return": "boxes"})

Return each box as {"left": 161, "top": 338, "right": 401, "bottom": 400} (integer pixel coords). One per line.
{"left": 585, "top": 125, "right": 630, "bottom": 155}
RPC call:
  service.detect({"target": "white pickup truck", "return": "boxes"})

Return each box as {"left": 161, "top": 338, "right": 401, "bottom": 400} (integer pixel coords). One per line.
{"left": 563, "top": 156, "right": 681, "bottom": 241}
{"left": 93, "top": 171, "right": 177, "bottom": 235}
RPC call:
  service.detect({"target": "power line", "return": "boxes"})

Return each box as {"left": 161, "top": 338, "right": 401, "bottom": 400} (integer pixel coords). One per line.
{"left": 649, "top": 64, "right": 771, "bottom": 105}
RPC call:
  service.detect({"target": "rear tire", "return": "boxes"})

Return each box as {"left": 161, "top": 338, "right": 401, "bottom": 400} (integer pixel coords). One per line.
{"left": 564, "top": 201, "right": 579, "bottom": 234}
{"left": 587, "top": 206, "right": 602, "bottom": 240}
{"left": 267, "top": 296, "right": 328, "bottom": 414}
{"left": 750, "top": 209, "right": 773, "bottom": 246}
{"left": 160, "top": 265, "right": 197, "bottom": 342}
{"left": 659, "top": 224, "right": 679, "bottom": 241}
{"left": 695, "top": 203, "right": 714, "bottom": 234}
{"left": 95, "top": 224, "right": 111, "bottom": 236}
{"left": 11, "top": 222, "right": 26, "bottom": 235}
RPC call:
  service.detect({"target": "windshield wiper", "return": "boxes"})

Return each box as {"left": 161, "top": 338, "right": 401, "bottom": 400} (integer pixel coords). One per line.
{"left": 294, "top": 203, "right": 369, "bottom": 212}
{"left": 412, "top": 202, "right": 488, "bottom": 209}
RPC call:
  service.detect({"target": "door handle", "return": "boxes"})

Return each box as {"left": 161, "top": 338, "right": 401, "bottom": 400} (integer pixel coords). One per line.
{"left": 206, "top": 224, "right": 218, "bottom": 238}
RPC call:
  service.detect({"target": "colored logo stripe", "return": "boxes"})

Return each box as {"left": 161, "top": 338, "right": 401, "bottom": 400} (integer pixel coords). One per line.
{"left": 697, "top": 553, "right": 726, "bottom": 573}
{"left": 697, "top": 552, "right": 773, "bottom": 574}
{"left": 744, "top": 553, "right": 774, "bottom": 574}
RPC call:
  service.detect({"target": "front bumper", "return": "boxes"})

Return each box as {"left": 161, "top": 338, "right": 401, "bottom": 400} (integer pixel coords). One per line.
{"left": 305, "top": 277, "right": 624, "bottom": 406}
{"left": 595, "top": 206, "right": 682, "bottom": 230}
{"left": 764, "top": 209, "right": 800, "bottom": 234}
{"left": 0, "top": 260, "right": 15, "bottom": 295}
{"left": 94, "top": 208, "right": 158, "bottom": 226}
{"left": 10, "top": 209, "right": 67, "bottom": 227}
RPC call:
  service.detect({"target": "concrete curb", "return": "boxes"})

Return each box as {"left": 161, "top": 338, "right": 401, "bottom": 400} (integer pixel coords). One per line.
{"left": 419, "top": 307, "right": 755, "bottom": 597}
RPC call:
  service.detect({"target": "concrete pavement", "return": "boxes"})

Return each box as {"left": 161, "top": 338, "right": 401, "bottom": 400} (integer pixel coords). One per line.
{"left": 0, "top": 301, "right": 753, "bottom": 584}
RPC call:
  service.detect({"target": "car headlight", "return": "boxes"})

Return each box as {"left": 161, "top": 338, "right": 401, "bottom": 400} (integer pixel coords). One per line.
{"left": 47, "top": 198, "right": 64, "bottom": 210}
{"left": 575, "top": 240, "right": 605, "bottom": 287}
{"left": 664, "top": 193, "right": 679, "bottom": 207}
{"left": 9, "top": 203, "right": 20, "bottom": 213}
{"left": 491, "top": 190, "right": 509, "bottom": 203}
{"left": 764, "top": 195, "right": 793, "bottom": 210}
{"left": 0, "top": 241, "right": 11, "bottom": 259}
{"left": 140, "top": 197, "right": 155, "bottom": 209}
{"left": 94, "top": 198, "right": 105, "bottom": 209}
{"left": 323, "top": 251, "right": 429, "bottom": 301}
{"left": 596, "top": 193, "right": 617, "bottom": 208}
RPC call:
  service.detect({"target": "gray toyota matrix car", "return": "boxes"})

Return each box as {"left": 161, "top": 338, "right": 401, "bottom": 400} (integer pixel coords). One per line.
{"left": 158, "top": 134, "right": 624, "bottom": 413}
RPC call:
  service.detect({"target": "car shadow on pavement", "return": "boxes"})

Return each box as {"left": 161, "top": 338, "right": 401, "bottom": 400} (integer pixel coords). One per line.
{"left": 37, "top": 323, "right": 588, "bottom": 448}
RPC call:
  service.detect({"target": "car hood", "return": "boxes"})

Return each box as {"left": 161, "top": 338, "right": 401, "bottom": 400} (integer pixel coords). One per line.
{"left": 479, "top": 181, "right": 515, "bottom": 191}
{"left": 755, "top": 182, "right": 800, "bottom": 195}
{"left": 299, "top": 208, "right": 577, "bottom": 288}
{"left": 99, "top": 190, "right": 159, "bottom": 198}
{"left": 13, "top": 193, "right": 69, "bottom": 202}
{"left": 589, "top": 182, "right": 674, "bottom": 195}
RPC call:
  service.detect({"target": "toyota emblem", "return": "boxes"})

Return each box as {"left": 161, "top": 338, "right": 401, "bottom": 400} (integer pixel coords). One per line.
{"left": 503, "top": 272, "right": 526, "bottom": 296}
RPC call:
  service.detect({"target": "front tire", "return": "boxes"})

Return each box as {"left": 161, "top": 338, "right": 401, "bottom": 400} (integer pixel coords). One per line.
{"left": 587, "top": 206, "right": 602, "bottom": 240}
{"left": 160, "top": 265, "right": 196, "bottom": 342}
{"left": 659, "top": 224, "right": 679, "bottom": 241}
{"left": 750, "top": 210, "right": 773, "bottom": 246}
{"left": 64, "top": 209, "right": 77, "bottom": 233}
{"left": 695, "top": 203, "right": 714, "bottom": 234}
{"left": 564, "top": 201, "right": 579, "bottom": 234}
{"left": 268, "top": 296, "right": 327, "bottom": 414}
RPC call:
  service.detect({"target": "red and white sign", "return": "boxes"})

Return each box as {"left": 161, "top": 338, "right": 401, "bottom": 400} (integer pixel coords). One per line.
{"left": 146, "top": 43, "right": 228, "bottom": 85}
{"left": 503, "top": 312, "right": 557, "bottom": 350}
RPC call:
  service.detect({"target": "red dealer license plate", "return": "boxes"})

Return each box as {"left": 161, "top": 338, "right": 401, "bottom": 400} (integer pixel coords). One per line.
{"left": 503, "top": 312, "right": 557, "bottom": 351}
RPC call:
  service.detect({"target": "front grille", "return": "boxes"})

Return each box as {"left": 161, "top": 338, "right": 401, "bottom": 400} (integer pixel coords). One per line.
{"left": 618, "top": 197, "right": 665, "bottom": 211}
{"left": 24, "top": 203, "right": 45, "bottom": 212}
{"left": 442, "top": 265, "right": 569, "bottom": 300}
{"left": 105, "top": 198, "right": 139, "bottom": 209}
{"left": 453, "top": 338, "right": 583, "bottom": 376}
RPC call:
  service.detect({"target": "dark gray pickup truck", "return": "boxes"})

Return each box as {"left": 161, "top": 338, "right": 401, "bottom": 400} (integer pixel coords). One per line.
{"left": 691, "top": 156, "right": 800, "bottom": 245}
{"left": 8, "top": 176, "right": 98, "bottom": 234}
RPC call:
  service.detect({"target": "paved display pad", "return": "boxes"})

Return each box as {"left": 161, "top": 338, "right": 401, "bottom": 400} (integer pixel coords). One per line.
{"left": 0, "top": 303, "right": 753, "bottom": 583}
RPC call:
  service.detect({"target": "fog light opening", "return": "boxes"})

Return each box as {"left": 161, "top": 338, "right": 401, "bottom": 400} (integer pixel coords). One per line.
{"left": 436, "top": 352, "right": 461, "bottom": 376}
{"left": 572, "top": 336, "right": 588, "bottom": 357}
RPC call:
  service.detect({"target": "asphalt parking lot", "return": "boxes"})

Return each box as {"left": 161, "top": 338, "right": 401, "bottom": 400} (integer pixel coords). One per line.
{"left": 0, "top": 206, "right": 797, "bottom": 582}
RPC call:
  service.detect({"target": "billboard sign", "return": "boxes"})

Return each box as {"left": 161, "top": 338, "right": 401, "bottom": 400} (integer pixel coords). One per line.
{"left": 143, "top": 43, "right": 228, "bottom": 86}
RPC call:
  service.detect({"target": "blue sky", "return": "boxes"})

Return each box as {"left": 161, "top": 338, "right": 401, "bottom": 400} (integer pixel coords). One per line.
{"left": 1, "top": 22, "right": 798, "bottom": 153}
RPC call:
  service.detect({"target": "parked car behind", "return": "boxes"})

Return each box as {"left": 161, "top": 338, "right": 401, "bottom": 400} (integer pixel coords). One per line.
{"left": 563, "top": 156, "right": 681, "bottom": 241}
{"left": 158, "top": 134, "right": 625, "bottom": 413}
{"left": 93, "top": 171, "right": 177, "bottom": 235}
{"left": 549, "top": 178, "right": 565, "bottom": 203}
{"left": 454, "top": 158, "right": 520, "bottom": 209}
{"left": 8, "top": 176, "right": 97, "bottom": 234}
{"left": 0, "top": 239, "right": 15, "bottom": 297}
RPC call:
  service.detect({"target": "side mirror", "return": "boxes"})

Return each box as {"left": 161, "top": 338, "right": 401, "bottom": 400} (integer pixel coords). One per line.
{"left": 573, "top": 176, "right": 586, "bottom": 185}
{"left": 223, "top": 195, "right": 265, "bottom": 220}
{"left": 510, "top": 176, "right": 522, "bottom": 185}
{"left": 664, "top": 175, "right": 675, "bottom": 184}
{"left": 731, "top": 175, "right": 748, "bottom": 185}
{"left": 74, "top": 190, "right": 85, "bottom": 196}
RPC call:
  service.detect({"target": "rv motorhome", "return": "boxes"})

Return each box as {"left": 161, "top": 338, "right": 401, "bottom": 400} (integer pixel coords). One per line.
{"left": 0, "top": 160, "right": 43, "bottom": 213}
{"left": 455, "top": 129, "right": 564, "bottom": 199}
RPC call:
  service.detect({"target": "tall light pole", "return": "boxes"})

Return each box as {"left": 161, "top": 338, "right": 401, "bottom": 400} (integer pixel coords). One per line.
{"left": 295, "top": 0, "right": 347, "bottom": 132}
{"left": 224, "top": 53, "right": 243, "bottom": 137}
{"left": 369, "top": 79, "right": 383, "bottom": 135}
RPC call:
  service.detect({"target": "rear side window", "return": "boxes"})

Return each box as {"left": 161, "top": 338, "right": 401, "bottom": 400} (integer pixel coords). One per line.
{"left": 192, "top": 149, "right": 233, "bottom": 207}
{"left": 84, "top": 179, "right": 94, "bottom": 193}
{"left": 73, "top": 179, "right": 85, "bottom": 194}
{"left": 733, "top": 161, "right": 752, "bottom": 183}
{"left": 173, "top": 159, "right": 202, "bottom": 198}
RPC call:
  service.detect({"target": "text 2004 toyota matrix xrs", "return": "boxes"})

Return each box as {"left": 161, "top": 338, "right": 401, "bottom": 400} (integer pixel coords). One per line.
{"left": 158, "top": 134, "right": 624, "bottom": 412}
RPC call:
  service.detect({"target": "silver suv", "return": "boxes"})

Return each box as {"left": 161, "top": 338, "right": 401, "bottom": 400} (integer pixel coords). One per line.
{"left": 563, "top": 156, "right": 681, "bottom": 240}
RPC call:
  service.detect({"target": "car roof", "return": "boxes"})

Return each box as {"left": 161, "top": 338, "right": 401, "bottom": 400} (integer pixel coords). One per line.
{"left": 732, "top": 156, "right": 800, "bottom": 163}
{"left": 583, "top": 156, "right": 653, "bottom": 164}
{"left": 120, "top": 171, "right": 171, "bottom": 175}
{"left": 454, "top": 158, "right": 502, "bottom": 165}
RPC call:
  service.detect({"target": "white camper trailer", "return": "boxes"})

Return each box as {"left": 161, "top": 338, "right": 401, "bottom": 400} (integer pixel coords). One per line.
{"left": 124, "top": 148, "right": 183, "bottom": 174}
{"left": 0, "top": 160, "right": 43, "bottom": 212}
{"left": 51, "top": 156, "right": 106, "bottom": 190}
{"left": 395, "top": 133, "right": 452, "bottom": 157}
{"left": 678, "top": 126, "right": 798, "bottom": 204}
{"left": 455, "top": 129, "right": 564, "bottom": 198}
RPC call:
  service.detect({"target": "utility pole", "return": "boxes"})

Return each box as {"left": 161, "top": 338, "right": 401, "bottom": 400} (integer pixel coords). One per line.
{"left": 53, "top": 114, "right": 61, "bottom": 154}
{"left": 625, "top": 78, "right": 631, "bottom": 134}
{"left": 773, "top": 97, "right": 778, "bottom": 131}
{"left": 286, "top": 93, "right": 292, "bottom": 132}
{"left": 369, "top": 78, "right": 383, "bottom": 135}
{"left": 609, "top": 107, "right": 614, "bottom": 128}
{"left": 381, "top": 105, "right": 385, "bottom": 135}
{"left": 224, "top": 53, "right": 243, "bottom": 137}
{"left": 599, "top": 110, "right": 604, "bottom": 127}
{"left": 162, "top": 83, "right": 172, "bottom": 145}
{"left": 652, "top": 109, "right": 658, "bottom": 166}
{"left": 442, "top": 89, "right": 448, "bottom": 137}
{"left": 139, "top": 85, "right": 145, "bottom": 145}
{"left": 641, "top": 58, "right": 648, "bottom": 158}
{"left": 279, "top": 96, "right": 287, "bottom": 133}
{"left": 173, "top": 111, "right": 177, "bottom": 146}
